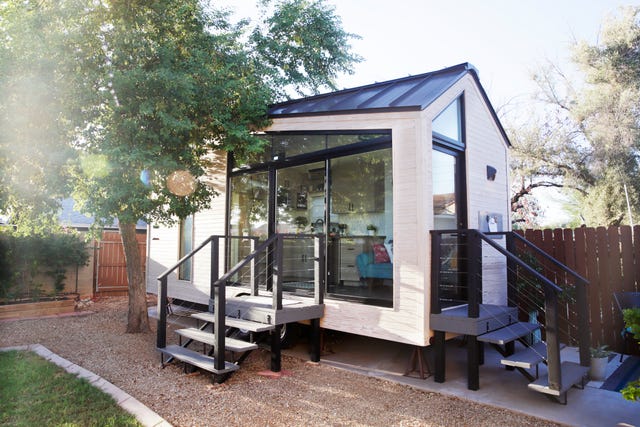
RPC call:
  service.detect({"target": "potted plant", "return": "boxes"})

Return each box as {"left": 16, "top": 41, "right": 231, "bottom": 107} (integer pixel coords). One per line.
{"left": 589, "top": 345, "right": 612, "bottom": 381}
{"left": 366, "top": 224, "right": 377, "bottom": 236}
{"left": 294, "top": 216, "right": 309, "bottom": 232}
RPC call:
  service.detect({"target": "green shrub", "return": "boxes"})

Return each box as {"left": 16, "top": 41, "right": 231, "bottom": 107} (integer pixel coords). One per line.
{"left": 0, "top": 230, "right": 89, "bottom": 301}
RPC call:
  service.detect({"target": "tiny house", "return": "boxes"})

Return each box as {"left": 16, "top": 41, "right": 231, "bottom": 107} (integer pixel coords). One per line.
{"left": 147, "top": 62, "right": 511, "bottom": 348}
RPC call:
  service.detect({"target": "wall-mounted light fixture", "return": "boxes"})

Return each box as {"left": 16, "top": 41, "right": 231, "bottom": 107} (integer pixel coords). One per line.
{"left": 486, "top": 165, "right": 497, "bottom": 181}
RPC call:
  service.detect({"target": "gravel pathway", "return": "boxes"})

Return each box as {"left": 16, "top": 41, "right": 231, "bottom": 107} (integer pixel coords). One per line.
{"left": 0, "top": 297, "right": 564, "bottom": 427}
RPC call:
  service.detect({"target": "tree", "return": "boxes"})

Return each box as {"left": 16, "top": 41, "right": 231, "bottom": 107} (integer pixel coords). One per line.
{"left": 0, "top": 1, "right": 78, "bottom": 232}
{"left": 508, "top": 6, "right": 640, "bottom": 227}
{"left": 0, "top": 0, "right": 360, "bottom": 332}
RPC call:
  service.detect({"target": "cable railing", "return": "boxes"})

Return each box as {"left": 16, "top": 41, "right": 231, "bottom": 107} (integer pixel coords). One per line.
{"left": 156, "top": 233, "right": 325, "bottom": 370}
{"left": 430, "top": 229, "right": 591, "bottom": 392}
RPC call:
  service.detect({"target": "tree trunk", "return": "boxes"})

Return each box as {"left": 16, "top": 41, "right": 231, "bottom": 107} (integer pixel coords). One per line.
{"left": 119, "top": 221, "right": 150, "bottom": 333}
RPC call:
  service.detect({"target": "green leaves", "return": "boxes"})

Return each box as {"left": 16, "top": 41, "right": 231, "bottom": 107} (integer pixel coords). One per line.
{"left": 250, "top": 0, "right": 361, "bottom": 98}
{"left": 1, "top": 0, "right": 360, "bottom": 228}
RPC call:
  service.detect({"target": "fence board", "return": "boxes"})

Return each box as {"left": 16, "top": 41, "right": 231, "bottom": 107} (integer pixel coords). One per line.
{"left": 605, "top": 226, "right": 621, "bottom": 350}
{"left": 563, "top": 228, "right": 578, "bottom": 345}
{"left": 520, "top": 225, "right": 640, "bottom": 353}
{"left": 96, "top": 231, "right": 146, "bottom": 292}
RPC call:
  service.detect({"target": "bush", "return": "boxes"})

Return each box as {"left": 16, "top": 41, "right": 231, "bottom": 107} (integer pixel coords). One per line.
{"left": 0, "top": 229, "right": 89, "bottom": 301}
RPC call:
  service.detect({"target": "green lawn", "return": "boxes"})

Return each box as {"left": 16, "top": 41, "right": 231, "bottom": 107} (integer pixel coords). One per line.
{"left": 0, "top": 350, "right": 141, "bottom": 427}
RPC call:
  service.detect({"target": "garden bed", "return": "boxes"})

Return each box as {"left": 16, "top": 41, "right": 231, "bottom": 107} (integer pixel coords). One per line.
{"left": 0, "top": 297, "right": 76, "bottom": 320}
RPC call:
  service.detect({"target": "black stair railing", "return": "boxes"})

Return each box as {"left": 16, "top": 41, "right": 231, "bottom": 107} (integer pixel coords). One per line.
{"left": 430, "top": 229, "right": 590, "bottom": 393}
{"left": 505, "top": 232, "right": 591, "bottom": 367}
{"left": 156, "top": 233, "right": 326, "bottom": 368}
{"left": 156, "top": 235, "right": 258, "bottom": 351}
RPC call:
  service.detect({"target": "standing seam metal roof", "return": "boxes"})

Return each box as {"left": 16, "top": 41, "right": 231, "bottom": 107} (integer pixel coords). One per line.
{"left": 267, "top": 62, "right": 511, "bottom": 146}
{"left": 268, "top": 63, "right": 471, "bottom": 116}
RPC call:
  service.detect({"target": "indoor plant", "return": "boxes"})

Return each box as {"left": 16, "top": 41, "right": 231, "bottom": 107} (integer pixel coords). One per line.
{"left": 366, "top": 224, "right": 377, "bottom": 236}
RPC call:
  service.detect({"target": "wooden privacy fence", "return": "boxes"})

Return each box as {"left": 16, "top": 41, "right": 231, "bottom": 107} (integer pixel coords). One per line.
{"left": 96, "top": 230, "right": 146, "bottom": 295}
{"left": 518, "top": 226, "right": 640, "bottom": 354}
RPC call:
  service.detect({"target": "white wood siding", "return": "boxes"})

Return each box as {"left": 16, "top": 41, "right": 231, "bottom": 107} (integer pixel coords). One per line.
{"left": 146, "top": 74, "right": 510, "bottom": 346}
{"left": 146, "top": 151, "right": 228, "bottom": 304}
{"left": 268, "top": 112, "right": 428, "bottom": 345}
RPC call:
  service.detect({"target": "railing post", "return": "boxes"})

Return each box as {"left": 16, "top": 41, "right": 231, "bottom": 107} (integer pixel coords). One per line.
{"left": 209, "top": 237, "right": 220, "bottom": 313}
{"left": 273, "top": 235, "right": 283, "bottom": 310}
{"left": 157, "top": 276, "right": 168, "bottom": 348}
{"left": 545, "top": 288, "right": 562, "bottom": 392}
{"left": 430, "top": 231, "right": 442, "bottom": 315}
{"left": 506, "top": 232, "right": 517, "bottom": 307}
{"left": 468, "top": 230, "right": 482, "bottom": 318}
{"left": 211, "top": 237, "right": 225, "bottom": 371}
{"left": 314, "top": 235, "right": 325, "bottom": 305}
{"left": 576, "top": 280, "right": 591, "bottom": 367}
{"left": 249, "top": 237, "right": 258, "bottom": 296}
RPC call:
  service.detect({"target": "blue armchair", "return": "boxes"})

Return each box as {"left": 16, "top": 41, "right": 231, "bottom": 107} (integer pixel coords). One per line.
{"left": 356, "top": 252, "right": 393, "bottom": 280}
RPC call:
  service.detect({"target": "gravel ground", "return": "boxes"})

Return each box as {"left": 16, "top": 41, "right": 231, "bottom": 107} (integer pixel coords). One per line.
{"left": 0, "top": 297, "right": 564, "bottom": 427}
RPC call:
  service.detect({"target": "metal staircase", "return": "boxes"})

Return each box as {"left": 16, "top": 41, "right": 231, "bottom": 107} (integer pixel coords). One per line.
{"left": 430, "top": 229, "right": 590, "bottom": 404}
{"left": 156, "top": 234, "right": 325, "bottom": 383}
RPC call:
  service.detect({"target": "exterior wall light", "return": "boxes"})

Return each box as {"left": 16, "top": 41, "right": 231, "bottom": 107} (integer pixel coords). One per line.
{"left": 486, "top": 165, "right": 497, "bottom": 181}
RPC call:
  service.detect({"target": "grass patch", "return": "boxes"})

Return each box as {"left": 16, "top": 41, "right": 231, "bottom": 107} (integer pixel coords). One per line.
{"left": 0, "top": 350, "right": 141, "bottom": 426}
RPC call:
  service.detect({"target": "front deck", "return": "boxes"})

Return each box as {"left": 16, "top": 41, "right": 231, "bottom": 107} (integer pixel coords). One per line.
{"left": 155, "top": 234, "right": 325, "bottom": 382}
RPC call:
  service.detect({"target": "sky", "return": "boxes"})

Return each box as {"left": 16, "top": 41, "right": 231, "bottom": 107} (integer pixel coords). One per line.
{"left": 220, "top": 0, "right": 637, "bottom": 111}
{"left": 218, "top": 0, "right": 639, "bottom": 224}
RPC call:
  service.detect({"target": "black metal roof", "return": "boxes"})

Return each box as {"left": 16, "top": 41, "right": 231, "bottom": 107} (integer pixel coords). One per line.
{"left": 268, "top": 62, "right": 510, "bottom": 146}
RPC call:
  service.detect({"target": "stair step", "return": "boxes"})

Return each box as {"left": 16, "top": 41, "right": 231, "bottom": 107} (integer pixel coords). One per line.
{"left": 477, "top": 322, "right": 540, "bottom": 345}
{"left": 528, "top": 361, "right": 589, "bottom": 397}
{"left": 176, "top": 328, "right": 258, "bottom": 353}
{"left": 501, "top": 342, "right": 548, "bottom": 369}
{"left": 501, "top": 342, "right": 567, "bottom": 369}
{"left": 158, "top": 345, "right": 240, "bottom": 375}
{"left": 191, "top": 312, "right": 275, "bottom": 333}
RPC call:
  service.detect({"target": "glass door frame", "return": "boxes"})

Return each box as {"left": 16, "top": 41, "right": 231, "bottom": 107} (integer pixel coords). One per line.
{"left": 432, "top": 141, "right": 468, "bottom": 306}
{"left": 226, "top": 132, "right": 393, "bottom": 306}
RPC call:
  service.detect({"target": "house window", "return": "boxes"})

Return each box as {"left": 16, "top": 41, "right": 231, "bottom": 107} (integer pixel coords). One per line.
{"left": 432, "top": 96, "right": 463, "bottom": 147}
{"left": 178, "top": 215, "right": 193, "bottom": 281}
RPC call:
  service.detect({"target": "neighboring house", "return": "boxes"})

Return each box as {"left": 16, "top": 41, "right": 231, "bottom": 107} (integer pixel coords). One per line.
{"left": 58, "top": 199, "right": 147, "bottom": 298}
{"left": 147, "top": 63, "right": 511, "bottom": 346}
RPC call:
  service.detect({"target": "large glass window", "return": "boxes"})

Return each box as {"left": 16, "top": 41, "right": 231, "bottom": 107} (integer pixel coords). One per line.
{"left": 327, "top": 148, "right": 393, "bottom": 307}
{"left": 432, "top": 97, "right": 463, "bottom": 145}
{"left": 229, "top": 172, "right": 269, "bottom": 239}
{"left": 228, "top": 173, "right": 269, "bottom": 285}
{"left": 227, "top": 131, "right": 393, "bottom": 307}
{"left": 275, "top": 162, "right": 325, "bottom": 292}
{"left": 433, "top": 149, "right": 457, "bottom": 230}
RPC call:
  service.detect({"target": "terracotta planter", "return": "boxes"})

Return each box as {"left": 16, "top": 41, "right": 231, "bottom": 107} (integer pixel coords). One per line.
{"left": 0, "top": 298, "right": 76, "bottom": 320}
